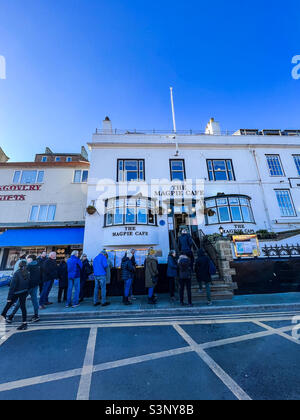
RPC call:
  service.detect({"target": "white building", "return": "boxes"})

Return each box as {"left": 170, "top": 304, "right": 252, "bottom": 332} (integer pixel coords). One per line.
{"left": 0, "top": 147, "right": 89, "bottom": 273}
{"left": 84, "top": 118, "right": 300, "bottom": 264}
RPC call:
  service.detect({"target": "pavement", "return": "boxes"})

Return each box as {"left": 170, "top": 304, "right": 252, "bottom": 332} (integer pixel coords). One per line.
{"left": 1, "top": 284, "right": 300, "bottom": 319}
{"left": 0, "top": 308, "right": 299, "bottom": 400}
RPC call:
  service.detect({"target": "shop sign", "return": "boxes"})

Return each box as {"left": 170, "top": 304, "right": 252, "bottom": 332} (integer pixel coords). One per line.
{"left": 112, "top": 226, "right": 149, "bottom": 237}
{"left": 224, "top": 224, "right": 255, "bottom": 235}
{"left": 0, "top": 184, "right": 42, "bottom": 202}
{"left": 233, "top": 235, "right": 260, "bottom": 258}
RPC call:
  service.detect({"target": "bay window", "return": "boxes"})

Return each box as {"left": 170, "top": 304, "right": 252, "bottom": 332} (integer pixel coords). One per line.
{"left": 205, "top": 195, "right": 255, "bottom": 225}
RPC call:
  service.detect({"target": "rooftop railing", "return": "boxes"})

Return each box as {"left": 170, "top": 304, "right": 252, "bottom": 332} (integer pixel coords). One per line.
{"left": 94, "top": 128, "right": 300, "bottom": 137}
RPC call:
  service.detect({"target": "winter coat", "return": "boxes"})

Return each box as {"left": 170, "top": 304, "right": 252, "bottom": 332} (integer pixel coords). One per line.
{"left": 106, "top": 260, "right": 113, "bottom": 285}
{"left": 195, "top": 249, "right": 212, "bottom": 284}
{"left": 37, "top": 256, "right": 47, "bottom": 283}
{"left": 13, "top": 259, "right": 26, "bottom": 274}
{"left": 58, "top": 261, "right": 68, "bottom": 288}
{"left": 8, "top": 269, "right": 30, "bottom": 300}
{"left": 67, "top": 255, "right": 82, "bottom": 279}
{"left": 81, "top": 259, "right": 93, "bottom": 282}
{"left": 178, "top": 233, "right": 193, "bottom": 253}
{"left": 167, "top": 255, "right": 178, "bottom": 278}
{"left": 27, "top": 261, "right": 41, "bottom": 289}
{"left": 178, "top": 255, "right": 192, "bottom": 280}
{"left": 93, "top": 253, "right": 108, "bottom": 277}
{"left": 43, "top": 258, "right": 58, "bottom": 283}
{"left": 121, "top": 257, "right": 135, "bottom": 281}
{"left": 145, "top": 256, "right": 159, "bottom": 288}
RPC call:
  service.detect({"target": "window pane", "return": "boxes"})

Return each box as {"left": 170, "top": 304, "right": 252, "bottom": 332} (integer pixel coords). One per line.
{"left": 205, "top": 199, "right": 216, "bottom": 208}
{"left": 82, "top": 170, "right": 89, "bottom": 183}
{"left": 276, "top": 190, "right": 296, "bottom": 217}
{"left": 137, "top": 208, "right": 147, "bottom": 224}
{"left": 107, "top": 199, "right": 114, "bottom": 209}
{"left": 126, "top": 171, "right": 138, "bottom": 182}
{"left": 114, "top": 207, "right": 124, "bottom": 225}
{"left": 218, "top": 207, "right": 231, "bottom": 222}
{"left": 37, "top": 171, "right": 44, "bottom": 183}
{"left": 239, "top": 198, "right": 249, "bottom": 206}
{"left": 294, "top": 156, "right": 300, "bottom": 176}
{"left": 13, "top": 171, "right": 21, "bottom": 184}
{"left": 241, "top": 206, "right": 252, "bottom": 222}
{"left": 126, "top": 207, "right": 136, "bottom": 224}
{"left": 38, "top": 206, "right": 48, "bottom": 221}
{"left": 214, "top": 170, "right": 228, "bottom": 181}
{"left": 213, "top": 161, "right": 226, "bottom": 171}
{"left": 267, "top": 155, "right": 283, "bottom": 176}
{"left": 55, "top": 157, "right": 61, "bottom": 162}
{"left": 106, "top": 210, "right": 113, "bottom": 226}
{"left": 21, "top": 171, "right": 37, "bottom": 184}
{"left": 231, "top": 206, "right": 243, "bottom": 222}
{"left": 29, "top": 206, "right": 39, "bottom": 222}
{"left": 229, "top": 197, "right": 239, "bottom": 205}
{"left": 171, "top": 161, "right": 183, "bottom": 171}
{"left": 172, "top": 171, "right": 184, "bottom": 181}
{"left": 217, "top": 198, "right": 228, "bottom": 206}
{"left": 47, "top": 205, "right": 56, "bottom": 221}
{"left": 206, "top": 208, "right": 218, "bottom": 224}
{"left": 74, "top": 170, "right": 81, "bottom": 183}
{"left": 125, "top": 161, "right": 138, "bottom": 170}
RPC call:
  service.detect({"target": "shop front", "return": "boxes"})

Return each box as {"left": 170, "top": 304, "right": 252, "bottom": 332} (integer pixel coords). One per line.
{"left": 0, "top": 227, "right": 84, "bottom": 274}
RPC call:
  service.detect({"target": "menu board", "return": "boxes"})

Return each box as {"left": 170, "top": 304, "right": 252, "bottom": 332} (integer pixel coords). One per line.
{"left": 233, "top": 235, "right": 260, "bottom": 258}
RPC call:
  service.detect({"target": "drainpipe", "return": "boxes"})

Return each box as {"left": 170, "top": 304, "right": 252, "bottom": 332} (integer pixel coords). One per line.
{"left": 250, "top": 148, "right": 273, "bottom": 232}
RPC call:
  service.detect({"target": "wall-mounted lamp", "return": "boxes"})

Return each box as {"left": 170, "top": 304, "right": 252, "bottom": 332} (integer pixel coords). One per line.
{"left": 219, "top": 226, "right": 224, "bottom": 236}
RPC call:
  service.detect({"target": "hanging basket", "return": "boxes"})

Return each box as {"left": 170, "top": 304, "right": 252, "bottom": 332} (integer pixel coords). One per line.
{"left": 86, "top": 205, "right": 97, "bottom": 215}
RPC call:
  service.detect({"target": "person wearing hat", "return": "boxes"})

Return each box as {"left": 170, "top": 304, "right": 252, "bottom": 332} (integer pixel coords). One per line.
{"left": 1, "top": 260, "right": 30, "bottom": 331}
{"left": 145, "top": 248, "right": 159, "bottom": 304}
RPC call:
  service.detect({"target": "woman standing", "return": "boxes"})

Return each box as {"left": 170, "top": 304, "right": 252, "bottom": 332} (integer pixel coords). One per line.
{"left": 1, "top": 261, "right": 30, "bottom": 330}
{"left": 145, "top": 248, "right": 159, "bottom": 305}
{"left": 195, "top": 249, "right": 213, "bottom": 306}
{"left": 121, "top": 251, "right": 135, "bottom": 306}
{"left": 80, "top": 254, "right": 93, "bottom": 303}
{"left": 167, "top": 250, "right": 178, "bottom": 301}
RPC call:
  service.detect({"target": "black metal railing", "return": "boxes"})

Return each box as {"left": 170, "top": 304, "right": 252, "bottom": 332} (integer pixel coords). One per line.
{"left": 262, "top": 244, "right": 300, "bottom": 258}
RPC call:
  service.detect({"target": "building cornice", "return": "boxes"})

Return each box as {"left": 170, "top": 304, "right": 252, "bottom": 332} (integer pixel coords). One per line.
{"left": 0, "top": 161, "right": 90, "bottom": 168}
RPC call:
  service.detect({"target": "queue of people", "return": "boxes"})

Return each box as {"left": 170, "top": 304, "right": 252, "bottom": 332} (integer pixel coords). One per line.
{"left": 0, "top": 237, "right": 214, "bottom": 330}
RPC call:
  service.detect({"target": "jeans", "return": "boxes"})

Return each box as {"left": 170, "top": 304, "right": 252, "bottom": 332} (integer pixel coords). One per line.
{"left": 179, "top": 278, "right": 192, "bottom": 305}
{"left": 67, "top": 278, "right": 81, "bottom": 306}
{"left": 39, "top": 280, "right": 53, "bottom": 306}
{"left": 2, "top": 292, "right": 28, "bottom": 323}
{"left": 148, "top": 287, "right": 154, "bottom": 298}
{"left": 10, "top": 287, "right": 39, "bottom": 318}
{"left": 124, "top": 278, "right": 133, "bottom": 298}
{"left": 199, "top": 281, "right": 212, "bottom": 302}
{"left": 94, "top": 276, "right": 107, "bottom": 305}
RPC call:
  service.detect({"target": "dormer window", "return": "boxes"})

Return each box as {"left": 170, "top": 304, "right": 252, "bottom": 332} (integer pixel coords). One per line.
{"left": 42, "top": 157, "right": 47, "bottom": 162}
{"left": 55, "top": 157, "right": 61, "bottom": 162}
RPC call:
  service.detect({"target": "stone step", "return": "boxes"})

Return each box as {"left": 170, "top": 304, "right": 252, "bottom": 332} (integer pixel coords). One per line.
{"left": 192, "top": 290, "right": 234, "bottom": 302}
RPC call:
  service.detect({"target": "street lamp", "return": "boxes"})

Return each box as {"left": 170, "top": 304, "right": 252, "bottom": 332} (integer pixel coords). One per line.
{"left": 219, "top": 226, "right": 224, "bottom": 237}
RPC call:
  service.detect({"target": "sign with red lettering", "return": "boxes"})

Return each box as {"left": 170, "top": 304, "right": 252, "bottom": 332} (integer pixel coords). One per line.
{"left": 0, "top": 185, "right": 41, "bottom": 192}
{"left": 0, "top": 184, "right": 41, "bottom": 202}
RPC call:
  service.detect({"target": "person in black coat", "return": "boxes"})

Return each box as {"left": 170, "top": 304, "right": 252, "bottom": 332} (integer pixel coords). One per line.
{"left": 80, "top": 254, "right": 92, "bottom": 302}
{"left": 194, "top": 248, "right": 212, "bottom": 306}
{"left": 58, "top": 257, "right": 69, "bottom": 303}
{"left": 1, "top": 261, "right": 30, "bottom": 330}
{"left": 8, "top": 255, "right": 41, "bottom": 323}
{"left": 121, "top": 252, "right": 135, "bottom": 306}
{"left": 39, "top": 252, "right": 58, "bottom": 309}
{"left": 167, "top": 250, "right": 178, "bottom": 300}
{"left": 178, "top": 253, "right": 193, "bottom": 306}
{"left": 37, "top": 251, "right": 47, "bottom": 294}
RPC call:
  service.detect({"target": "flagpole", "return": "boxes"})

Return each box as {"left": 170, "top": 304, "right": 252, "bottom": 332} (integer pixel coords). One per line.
{"left": 170, "top": 87, "right": 179, "bottom": 156}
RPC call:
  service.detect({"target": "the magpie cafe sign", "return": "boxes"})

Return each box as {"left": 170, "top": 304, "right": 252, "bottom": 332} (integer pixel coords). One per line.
{"left": 112, "top": 227, "right": 149, "bottom": 237}
{"left": 0, "top": 184, "right": 42, "bottom": 202}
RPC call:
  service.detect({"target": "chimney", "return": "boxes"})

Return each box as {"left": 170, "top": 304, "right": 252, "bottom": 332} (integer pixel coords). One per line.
{"left": 102, "top": 116, "right": 113, "bottom": 134}
{"left": 45, "top": 147, "right": 53, "bottom": 154}
{"left": 205, "top": 118, "right": 221, "bottom": 136}
{"left": 81, "top": 146, "right": 89, "bottom": 161}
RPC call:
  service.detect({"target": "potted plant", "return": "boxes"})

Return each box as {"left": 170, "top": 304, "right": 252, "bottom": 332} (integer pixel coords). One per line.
{"left": 86, "top": 205, "right": 97, "bottom": 215}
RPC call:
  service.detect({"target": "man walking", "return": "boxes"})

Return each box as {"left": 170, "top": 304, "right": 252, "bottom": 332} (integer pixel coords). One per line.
{"left": 39, "top": 252, "right": 58, "bottom": 310}
{"left": 37, "top": 251, "right": 47, "bottom": 294}
{"left": 93, "top": 250, "right": 110, "bottom": 307}
{"left": 66, "top": 251, "right": 82, "bottom": 308}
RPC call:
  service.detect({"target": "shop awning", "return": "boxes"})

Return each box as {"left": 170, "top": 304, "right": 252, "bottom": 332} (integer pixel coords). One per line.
{"left": 0, "top": 227, "right": 84, "bottom": 247}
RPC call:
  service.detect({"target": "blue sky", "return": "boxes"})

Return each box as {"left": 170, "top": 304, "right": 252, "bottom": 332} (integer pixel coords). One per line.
{"left": 0, "top": 0, "right": 299, "bottom": 161}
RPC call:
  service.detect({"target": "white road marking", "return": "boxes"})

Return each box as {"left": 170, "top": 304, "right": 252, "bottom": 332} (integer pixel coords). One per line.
{"left": 173, "top": 324, "right": 252, "bottom": 401}
{"left": 77, "top": 328, "right": 98, "bottom": 400}
{"left": 252, "top": 320, "right": 300, "bottom": 345}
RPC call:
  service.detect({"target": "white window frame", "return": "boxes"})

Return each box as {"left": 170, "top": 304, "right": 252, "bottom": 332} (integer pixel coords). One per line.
{"left": 266, "top": 155, "right": 284, "bottom": 177}
{"left": 73, "top": 170, "right": 89, "bottom": 183}
{"left": 13, "top": 170, "right": 45, "bottom": 184}
{"left": 41, "top": 156, "right": 48, "bottom": 162}
{"left": 29, "top": 204, "right": 57, "bottom": 222}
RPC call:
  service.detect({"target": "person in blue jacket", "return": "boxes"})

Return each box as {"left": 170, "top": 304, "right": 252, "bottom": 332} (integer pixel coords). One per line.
{"left": 93, "top": 250, "right": 110, "bottom": 307}
{"left": 178, "top": 229, "right": 194, "bottom": 268}
{"left": 66, "top": 251, "right": 83, "bottom": 308}
{"left": 167, "top": 250, "right": 178, "bottom": 300}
